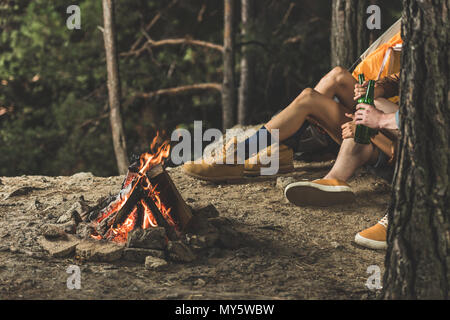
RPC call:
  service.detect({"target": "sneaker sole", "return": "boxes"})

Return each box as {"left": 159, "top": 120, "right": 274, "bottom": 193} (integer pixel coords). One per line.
{"left": 243, "top": 164, "right": 294, "bottom": 177}
{"left": 284, "top": 181, "right": 355, "bottom": 207}
{"left": 354, "top": 233, "right": 387, "bottom": 250}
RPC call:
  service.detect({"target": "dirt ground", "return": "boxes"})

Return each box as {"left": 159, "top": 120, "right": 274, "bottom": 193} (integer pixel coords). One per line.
{"left": 0, "top": 160, "right": 391, "bottom": 300}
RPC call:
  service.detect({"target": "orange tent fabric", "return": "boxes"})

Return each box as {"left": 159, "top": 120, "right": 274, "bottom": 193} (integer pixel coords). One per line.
{"left": 352, "top": 32, "right": 402, "bottom": 82}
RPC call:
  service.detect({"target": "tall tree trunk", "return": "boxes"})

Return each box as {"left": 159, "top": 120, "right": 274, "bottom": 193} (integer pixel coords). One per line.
{"left": 102, "top": 0, "right": 129, "bottom": 174}
{"left": 237, "top": 0, "right": 255, "bottom": 125}
{"left": 330, "top": 0, "right": 369, "bottom": 68}
{"left": 382, "top": 0, "right": 450, "bottom": 299}
{"left": 222, "top": 0, "right": 236, "bottom": 130}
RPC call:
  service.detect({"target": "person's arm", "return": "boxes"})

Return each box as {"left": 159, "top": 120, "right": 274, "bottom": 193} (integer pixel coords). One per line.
{"left": 354, "top": 73, "right": 400, "bottom": 101}
{"left": 354, "top": 104, "right": 399, "bottom": 130}
{"left": 375, "top": 73, "right": 400, "bottom": 99}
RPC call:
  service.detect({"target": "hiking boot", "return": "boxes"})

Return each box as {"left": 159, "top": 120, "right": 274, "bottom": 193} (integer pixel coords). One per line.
{"left": 244, "top": 144, "right": 294, "bottom": 176}
{"left": 354, "top": 214, "right": 388, "bottom": 250}
{"left": 182, "top": 137, "right": 244, "bottom": 182}
{"left": 284, "top": 178, "right": 355, "bottom": 206}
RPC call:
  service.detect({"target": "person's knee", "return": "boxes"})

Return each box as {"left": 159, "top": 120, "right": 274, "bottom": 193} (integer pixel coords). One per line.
{"left": 330, "top": 66, "right": 350, "bottom": 85}
{"left": 293, "top": 88, "right": 315, "bottom": 109}
{"left": 298, "top": 87, "right": 315, "bottom": 100}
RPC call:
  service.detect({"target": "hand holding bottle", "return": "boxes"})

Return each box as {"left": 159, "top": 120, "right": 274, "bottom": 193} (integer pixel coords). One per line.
{"left": 354, "top": 81, "right": 369, "bottom": 101}
{"left": 342, "top": 113, "right": 356, "bottom": 139}
{"left": 354, "top": 81, "right": 385, "bottom": 101}
{"left": 354, "top": 103, "right": 385, "bottom": 130}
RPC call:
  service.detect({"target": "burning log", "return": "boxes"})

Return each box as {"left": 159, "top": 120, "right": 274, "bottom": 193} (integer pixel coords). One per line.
{"left": 143, "top": 195, "right": 177, "bottom": 241}
{"left": 87, "top": 138, "right": 192, "bottom": 245}
{"left": 113, "top": 177, "right": 144, "bottom": 228}
{"left": 146, "top": 164, "right": 192, "bottom": 229}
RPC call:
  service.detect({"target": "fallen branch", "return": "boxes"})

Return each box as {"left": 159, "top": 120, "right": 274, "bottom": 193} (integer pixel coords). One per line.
{"left": 121, "top": 38, "right": 224, "bottom": 57}
{"left": 134, "top": 83, "right": 222, "bottom": 99}
{"left": 148, "top": 38, "right": 224, "bottom": 52}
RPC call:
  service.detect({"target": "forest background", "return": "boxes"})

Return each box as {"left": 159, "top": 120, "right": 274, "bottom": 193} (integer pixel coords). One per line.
{"left": 0, "top": 0, "right": 401, "bottom": 176}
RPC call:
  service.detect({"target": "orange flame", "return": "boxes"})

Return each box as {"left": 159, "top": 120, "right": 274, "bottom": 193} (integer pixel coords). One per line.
{"left": 91, "top": 134, "right": 175, "bottom": 243}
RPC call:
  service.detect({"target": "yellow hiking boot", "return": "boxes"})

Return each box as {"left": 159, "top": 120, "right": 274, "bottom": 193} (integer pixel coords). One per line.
{"left": 243, "top": 143, "right": 294, "bottom": 176}
{"left": 354, "top": 214, "right": 388, "bottom": 250}
{"left": 284, "top": 178, "right": 355, "bottom": 206}
{"left": 182, "top": 138, "right": 294, "bottom": 182}
{"left": 182, "top": 137, "right": 244, "bottom": 182}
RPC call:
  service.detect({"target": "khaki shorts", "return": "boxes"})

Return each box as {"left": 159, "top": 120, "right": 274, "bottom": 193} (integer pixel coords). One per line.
{"left": 371, "top": 129, "right": 400, "bottom": 166}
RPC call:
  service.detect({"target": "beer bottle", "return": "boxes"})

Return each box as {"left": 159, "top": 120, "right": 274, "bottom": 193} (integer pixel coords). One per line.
{"left": 354, "top": 80, "right": 375, "bottom": 144}
{"left": 357, "top": 74, "right": 365, "bottom": 104}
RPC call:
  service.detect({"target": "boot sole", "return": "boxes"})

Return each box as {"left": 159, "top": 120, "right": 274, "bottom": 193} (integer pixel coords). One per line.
{"left": 182, "top": 168, "right": 243, "bottom": 183}
{"left": 182, "top": 164, "right": 293, "bottom": 182}
{"left": 284, "top": 181, "right": 355, "bottom": 207}
{"left": 243, "top": 164, "right": 294, "bottom": 177}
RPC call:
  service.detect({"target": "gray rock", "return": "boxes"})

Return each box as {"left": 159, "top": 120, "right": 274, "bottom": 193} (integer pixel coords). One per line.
{"left": 71, "top": 172, "right": 94, "bottom": 180}
{"left": 38, "top": 234, "right": 80, "bottom": 258}
{"left": 126, "top": 227, "right": 167, "bottom": 250}
{"left": 167, "top": 241, "right": 196, "bottom": 263}
{"left": 6, "top": 186, "right": 43, "bottom": 199}
{"left": 123, "top": 248, "right": 165, "bottom": 263}
{"left": 76, "top": 240, "right": 124, "bottom": 262}
{"left": 41, "top": 224, "right": 67, "bottom": 240}
{"left": 57, "top": 200, "right": 87, "bottom": 224}
{"left": 144, "top": 256, "right": 168, "bottom": 271}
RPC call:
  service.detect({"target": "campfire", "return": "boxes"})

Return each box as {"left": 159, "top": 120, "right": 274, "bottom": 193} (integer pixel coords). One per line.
{"left": 88, "top": 137, "right": 192, "bottom": 244}
{"left": 37, "top": 135, "right": 241, "bottom": 266}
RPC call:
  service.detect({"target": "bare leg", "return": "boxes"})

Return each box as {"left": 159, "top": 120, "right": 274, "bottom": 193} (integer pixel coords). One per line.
{"left": 321, "top": 98, "right": 398, "bottom": 182}
{"left": 266, "top": 88, "right": 350, "bottom": 144}
{"left": 324, "top": 138, "right": 379, "bottom": 182}
{"left": 314, "top": 66, "right": 358, "bottom": 111}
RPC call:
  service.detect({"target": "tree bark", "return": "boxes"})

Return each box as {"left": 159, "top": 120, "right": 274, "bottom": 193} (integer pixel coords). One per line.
{"left": 222, "top": 0, "right": 236, "bottom": 130}
{"left": 237, "top": 0, "right": 255, "bottom": 125}
{"left": 330, "top": 0, "right": 369, "bottom": 68}
{"left": 382, "top": 0, "right": 450, "bottom": 299}
{"left": 102, "top": 0, "right": 129, "bottom": 174}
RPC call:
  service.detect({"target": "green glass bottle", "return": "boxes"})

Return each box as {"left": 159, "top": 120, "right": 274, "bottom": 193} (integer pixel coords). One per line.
{"left": 357, "top": 74, "right": 365, "bottom": 104}
{"left": 354, "top": 80, "right": 375, "bottom": 144}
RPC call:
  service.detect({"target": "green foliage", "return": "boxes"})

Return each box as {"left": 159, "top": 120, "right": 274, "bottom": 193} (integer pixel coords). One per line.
{"left": 0, "top": 0, "right": 401, "bottom": 176}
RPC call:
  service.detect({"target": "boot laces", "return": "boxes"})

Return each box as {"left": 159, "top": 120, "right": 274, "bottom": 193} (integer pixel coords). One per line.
{"left": 378, "top": 214, "right": 388, "bottom": 228}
